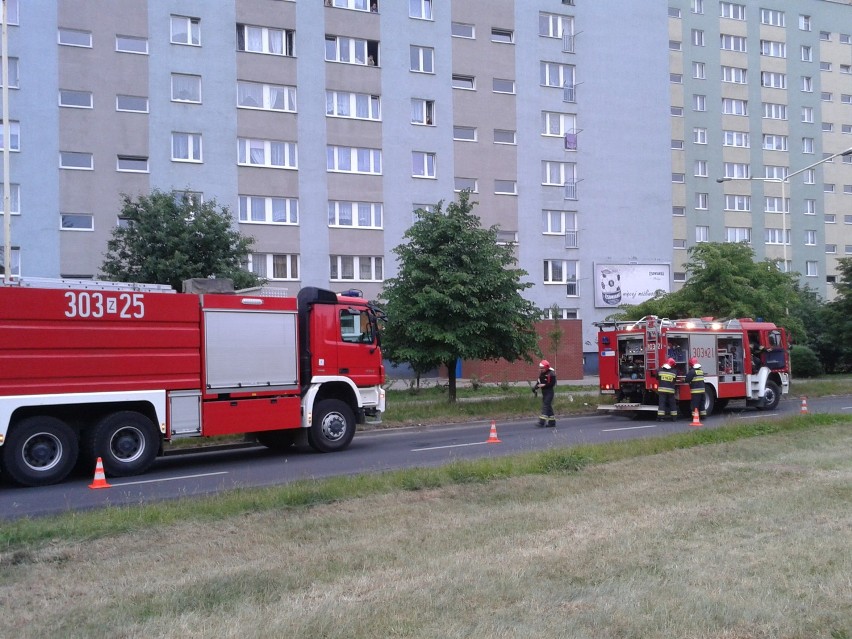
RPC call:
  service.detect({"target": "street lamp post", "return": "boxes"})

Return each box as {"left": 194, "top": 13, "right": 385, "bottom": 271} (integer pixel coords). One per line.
{"left": 717, "top": 146, "right": 852, "bottom": 273}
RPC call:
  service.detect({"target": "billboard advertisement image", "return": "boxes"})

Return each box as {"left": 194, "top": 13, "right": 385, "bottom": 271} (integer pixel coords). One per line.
{"left": 594, "top": 263, "right": 671, "bottom": 308}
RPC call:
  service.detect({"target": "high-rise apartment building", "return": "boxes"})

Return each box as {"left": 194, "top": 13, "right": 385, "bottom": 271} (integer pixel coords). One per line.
{"left": 669, "top": 0, "right": 852, "bottom": 296}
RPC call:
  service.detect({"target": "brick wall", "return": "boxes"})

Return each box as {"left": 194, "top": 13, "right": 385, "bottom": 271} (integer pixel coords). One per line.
{"left": 448, "top": 319, "right": 584, "bottom": 383}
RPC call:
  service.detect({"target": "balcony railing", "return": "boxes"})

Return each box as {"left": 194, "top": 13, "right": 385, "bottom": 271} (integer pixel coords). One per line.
{"left": 564, "top": 229, "right": 578, "bottom": 248}
{"left": 562, "top": 34, "right": 575, "bottom": 53}
{"left": 563, "top": 83, "right": 576, "bottom": 103}
{"left": 564, "top": 180, "right": 578, "bottom": 200}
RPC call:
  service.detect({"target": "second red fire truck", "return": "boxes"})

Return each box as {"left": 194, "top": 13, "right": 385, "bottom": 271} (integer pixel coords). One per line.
{"left": 0, "top": 277, "right": 386, "bottom": 487}
{"left": 595, "top": 315, "right": 790, "bottom": 417}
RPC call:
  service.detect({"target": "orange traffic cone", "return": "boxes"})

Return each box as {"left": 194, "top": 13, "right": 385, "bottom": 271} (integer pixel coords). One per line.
{"left": 88, "top": 457, "right": 111, "bottom": 490}
{"left": 689, "top": 408, "right": 703, "bottom": 428}
{"left": 486, "top": 420, "right": 502, "bottom": 444}
{"left": 800, "top": 396, "right": 808, "bottom": 415}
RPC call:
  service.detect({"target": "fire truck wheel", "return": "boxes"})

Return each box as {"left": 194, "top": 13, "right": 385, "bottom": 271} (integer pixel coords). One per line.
{"left": 255, "top": 429, "right": 298, "bottom": 450}
{"left": 703, "top": 387, "right": 716, "bottom": 415}
{"left": 87, "top": 411, "right": 159, "bottom": 477}
{"left": 761, "top": 381, "right": 781, "bottom": 410}
{"left": 1, "top": 416, "right": 79, "bottom": 487}
{"left": 308, "top": 399, "right": 355, "bottom": 453}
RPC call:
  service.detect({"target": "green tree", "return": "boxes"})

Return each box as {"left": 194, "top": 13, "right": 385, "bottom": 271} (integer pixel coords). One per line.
{"left": 101, "top": 190, "right": 260, "bottom": 291}
{"left": 380, "top": 191, "right": 540, "bottom": 402}
{"left": 824, "top": 257, "right": 852, "bottom": 372}
{"left": 613, "top": 243, "right": 807, "bottom": 341}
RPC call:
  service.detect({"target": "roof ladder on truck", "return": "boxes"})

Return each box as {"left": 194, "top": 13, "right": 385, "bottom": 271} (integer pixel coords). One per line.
{"left": 644, "top": 316, "right": 658, "bottom": 375}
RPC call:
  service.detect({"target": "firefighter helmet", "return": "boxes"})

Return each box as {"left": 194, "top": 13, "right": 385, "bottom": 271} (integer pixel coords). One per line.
{"left": 667, "top": 357, "right": 676, "bottom": 366}
{"left": 689, "top": 357, "right": 699, "bottom": 366}
{"left": 539, "top": 360, "right": 550, "bottom": 369}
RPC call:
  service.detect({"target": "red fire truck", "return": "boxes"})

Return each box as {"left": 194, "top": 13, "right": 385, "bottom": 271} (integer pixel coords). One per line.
{"left": 0, "top": 278, "right": 386, "bottom": 487}
{"left": 595, "top": 315, "right": 790, "bottom": 417}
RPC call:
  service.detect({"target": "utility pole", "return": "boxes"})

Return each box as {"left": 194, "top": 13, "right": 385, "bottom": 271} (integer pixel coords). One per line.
{"left": 1, "top": 0, "right": 12, "bottom": 283}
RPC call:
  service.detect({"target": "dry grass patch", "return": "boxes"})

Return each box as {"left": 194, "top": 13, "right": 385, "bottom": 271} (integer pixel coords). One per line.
{"left": 1, "top": 426, "right": 850, "bottom": 639}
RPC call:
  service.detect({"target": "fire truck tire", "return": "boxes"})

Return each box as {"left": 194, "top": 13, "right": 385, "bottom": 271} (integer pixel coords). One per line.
{"left": 703, "top": 387, "right": 716, "bottom": 415}
{"left": 308, "top": 399, "right": 355, "bottom": 453}
{"left": 255, "top": 429, "right": 298, "bottom": 450}
{"left": 1, "top": 416, "right": 79, "bottom": 487}
{"left": 86, "top": 411, "right": 159, "bottom": 477}
{"left": 761, "top": 381, "right": 781, "bottom": 410}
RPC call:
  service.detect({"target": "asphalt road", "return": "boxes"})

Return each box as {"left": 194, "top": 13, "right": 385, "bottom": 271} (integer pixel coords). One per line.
{"left": 1, "top": 394, "right": 850, "bottom": 521}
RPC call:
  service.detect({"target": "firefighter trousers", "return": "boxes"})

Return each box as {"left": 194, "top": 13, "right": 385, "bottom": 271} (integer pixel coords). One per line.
{"left": 691, "top": 392, "right": 707, "bottom": 417}
{"left": 657, "top": 391, "right": 677, "bottom": 420}
{"left": 538, "top": 388, "right": 555, "bottom": 427}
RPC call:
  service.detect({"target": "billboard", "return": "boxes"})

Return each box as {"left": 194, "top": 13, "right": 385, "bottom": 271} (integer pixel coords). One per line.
{"left": 594, "top": 263, "right": 671, "bottom": 308}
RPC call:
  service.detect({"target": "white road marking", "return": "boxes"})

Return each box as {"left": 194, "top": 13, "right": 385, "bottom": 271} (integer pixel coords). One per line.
{"left": 736, "top": 413, "right": 779, "bottom": 419}
{"left": 112, "top": 471, "right": 229, "bottom": 486}
{"left": 842, "top": 406, "right": 852, "bottom": 411}
{"left": 412, "top": 441, "right": 491, "bottom": 452}
{"left": 602, "top": 425, "right": 658, "bottom": 432}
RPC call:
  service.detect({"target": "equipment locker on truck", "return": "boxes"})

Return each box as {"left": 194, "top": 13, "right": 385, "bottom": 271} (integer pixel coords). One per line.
{"left": 0, "top": 277, "right": 385, "bottom": 487}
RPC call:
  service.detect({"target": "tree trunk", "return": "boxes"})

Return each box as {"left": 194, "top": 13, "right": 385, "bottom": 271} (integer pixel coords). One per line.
{"left": 446, "top": 361, "right": 457, "bottom": 403}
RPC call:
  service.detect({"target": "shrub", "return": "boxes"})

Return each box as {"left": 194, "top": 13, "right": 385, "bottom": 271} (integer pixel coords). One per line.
{"left": 791, "top": 345, "right": 824, "bottom": 378}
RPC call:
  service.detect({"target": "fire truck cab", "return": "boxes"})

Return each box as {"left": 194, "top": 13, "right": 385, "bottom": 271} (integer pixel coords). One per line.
{"left": 596, "top": 316, "right": 789, "bottom": 417}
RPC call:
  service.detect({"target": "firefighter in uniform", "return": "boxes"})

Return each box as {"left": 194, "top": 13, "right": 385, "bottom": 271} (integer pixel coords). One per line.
{"left": 535, "top": 360, "right": 557, "bottom": 427}
{"left": 656, "top": 357, "right": 678, "bottom": 421}
{"left": 685, "top": 356, "right": 706, "bottom": 418}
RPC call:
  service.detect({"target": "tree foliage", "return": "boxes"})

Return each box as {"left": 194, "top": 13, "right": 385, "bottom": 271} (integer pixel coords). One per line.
{"left": 610, "top": 243, "right": 808, "bottom": 341}
{"left": 822, "top": 257, "right": 852, "bottom": 372}
{"left": 101, "top": 190, "right": 260, "bottom": 291}
{"left": 380, "top": 191, "right": 540, "bottom": 401}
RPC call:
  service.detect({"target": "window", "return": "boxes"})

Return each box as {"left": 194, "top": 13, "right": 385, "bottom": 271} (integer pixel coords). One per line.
{"left": 327, "top": 146, "right": 382, "bottom": 174}
{"left": 842, "top": 65, "right": 852, "bottom": 75}
{"left": 721, "top": 66, "right": 747, "bottom": 84}
{"left": 762, "top": 103, "right": 787, "bottom": 120}
{"left": 841, "top": 34, "right": 852, "bottom": 45}
{"left": 1, "top": 183, "right": 20, "bottom": 215}
{"left": 116, "top": 95, "right": 148, "bottom": 112}
{"left": 172, "top": 191, "right": 203, "bottom": 208}
{"left": 722, "top": 98, "right": 747, "bottom": 115}
{"left": 539, "top": 13, "right": 573, "bottom": 39}
{"left": 453, "top": 126, "right": 476, "bottom": 141}
{"left": 331, "top": 0, "right": 375, "bottom": 11}
{"left": 820, "top": 31, "right": 831, "bottom": 41}
{"left": 822, "top": 92, "right": 833, "bottom": 102}
{"left": 846, "top": 186, "right": 852, "bottom": 195}
{"left": 820, "top": 62, "right": 832, "bottom": 72}
{"left": 724, "top": 195, "right": 750, "bottom": 211}
{"left": 720, "top": 34, "right": 747, "bottom": 52}
{"left": 495, "top": 180, "right": 516, "bottom": 195}
{"left": 542, "top": 112, "right": 577, "bottom": 137}
{"left": 802, "top": 138, "right": 814, "bottom": 154}
{"left": 672, "top": 139, "right": 684, "bottom": 150}
{"left": 760, "top": 9, "right": 785, "bottom": 27}
{"left": 1, "top": 57, "right": 18, "bottom": 88}
{"left": 719, "top": 2, "right": 745, "bottom": 20}
{"left": 805, "top": 230, "right": 817, "bottom": 245}
{"left": 239, "top": 81, "right": 297, "bottom": 112}
{"left": 723, "top": 162, "right": 749, "bottom": 179}
{"left": 59, "top": 90, "right": 93, "bottom": 108}
{"left": 674, "top": 239, "right": 687, "bottom": 249}
{"left": 765, "top": 165, "right": 788, "bottom": 180}
{"left": 692, "top": 0, "right": 704, "bottom": 14}
{"left": 239, "top": 196, "right": 299, "bottom": 225}
{"left": 765, "top": 228, "right": 790, "bottom": 245}
{"left": 171, "top": 133, "right": 202, "bottom": 162}
{"left": 58, "top": 28, "right": 92, "bottom": 47}
{"left": 673, "top": 206, "right": 685, "bottom": 216}
{"left": 826, "top": 214, "right": 836, "bottom": 223}
{"left": 806, "top": 200, "right": 817, "bottom": 215}
{"left": 761, "top": 72, "right": 786, "bottom": 89}
{"left": 722, "top": 130, "right": 750, "bottom": 147}
{"left": 674, "top": 272, "right": 686, "bottom": 283}
{"left": 171, "top": 15, "right": 200, "bottom": 46}
{"left": 673, "top": 173, "right": 686, "bottom": 184}
{"left": 492, "top": 78, "right": 515, "bottom": 94}
{"left": 409, "top": 45, "right": 434, "bottom": 73}
{"left": 454, "top": 178, "right": 477, "bottom": 192}
{"left": 824, "top": 184, "right": 835, "bottom": 193}
{"left": 59, "top": 151, "right": 93, "bottom": 170}
{"left": 693, "top": 127, "right": 707, "bottom": 144}
{"left": 693, "top": 94, "right": 706, "bottom": 111}
{"left": 844, "top": 125, "right": 852, "bottom": 135}
{"left": 540, "top": 62, "right": 574, "bottom": 88}
{"left": 238, "top": 139, "right": 298, "bottom": 169}
{"left": 247, "top": 253, "right": 300, "bottom": 281}
{"left": 3, "top": 0, "right": 18, "bottom": 24}
{"left": 116, "top": 155, "right": 149, "bottom": 172}
{"left": 805, "top": 261, "right": 818, "bottom": 277}
{"left": 542, "top": 210, "right": 577, "bottom": 236}
{"left": 801, "top": 45, "right": 812, "bottom": 62}
{"left": 239, "top": 25, "right": 296, "bottom": 56}
{"left": 494, "top": 129, "right": 516, "bottom": 145}
{"left": 542, "top": 161, "right": 574, "bottom": 186}
{"left": 803, "top": 169, "right": 815, "bottom": 184}
{"left": 451, "top": 22, "right": 474, "bottom": 38}
{"left": 799, "top": 15, "right": 811, "bottom": 31}
{"left": 171, "top": 74, "right": 201, "bottom": 102}
{"left": 669, "top": 7, "right": 682, "bottom": 18}
{"left": 801, "top": 76, "right": 813, "bottom": 92}
{"left": 842, "top": 95, "right": 852, "bottom": 105}
{"left": 671, "top": 106, "right": 683, "bottom": 117}
{"left": 324, "top": 34, "right": 375, "bottom": 65}
{"left": 725, "top": 227, "right": 751, "bottom": 243}
{"left": 692, "top": 29, "right": 704, "bottom": 46}
{"left": 669, "top": 40, "right": 682, "bottom": 51}
{"left": 694, "top": 160, "right": 707, "bottom": 177}
{"left": 410, "top": 98, "right": 434, "bottom": 125}
{"left": 695, "top": 226, "right": 709, "bottom": 243}
{"left": 491, "top": 28, "right": 514, "bottom": 44}
{"left": 116, "top": 35, "right": 148, "bottom": 54}
{"left": 330, "top": 255, "right": 383, "bottom": 282}
{"left": 801, "top": 107, "right": 814, "bottom": 123}
{"left": 409, "top": 0, "right": 433, "bottom": 20}
{"left": 764, "top": 196, "right": 787, "bottom": 213}
{"left": 411, "top": 151, "right": 436, "bottom": 178}
{"left": 60, "top": 214, "right": 94, "bottom": 231}
{"left": 822, "top": 122, "right": 834, "bottom": 133}
{"left": 543, "top": 259, "right": 578, "bottom": 289}
{"left": 763, "top": 134, "right": 788, "bottom": 151}
{"left": 695, "top": 192, "right": 708, "bottom": 209}
{"left": 328, "top": 201, "right": 382, "bottom": 229}
{"left": 693, "top": 62, "right": 706, "bottom": 79}
{"left": 326, "top": 90, "right": 379, "bottom": 120}
{"left": 452, "top": 74, "right": 475, "bottom": 90}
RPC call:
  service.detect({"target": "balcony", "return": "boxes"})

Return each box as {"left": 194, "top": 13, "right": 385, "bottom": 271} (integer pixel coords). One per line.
{"left": 564, "top": 180, "right": 578, "bottom": 200}
{"left": 563, "top": 83, "right": 576, "bottom": 103}
{"left": 564, "top": 229, "right": 578, "bottom": 248}
{"left": 562, "top": 34, "right": 575, "bottom": 53}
